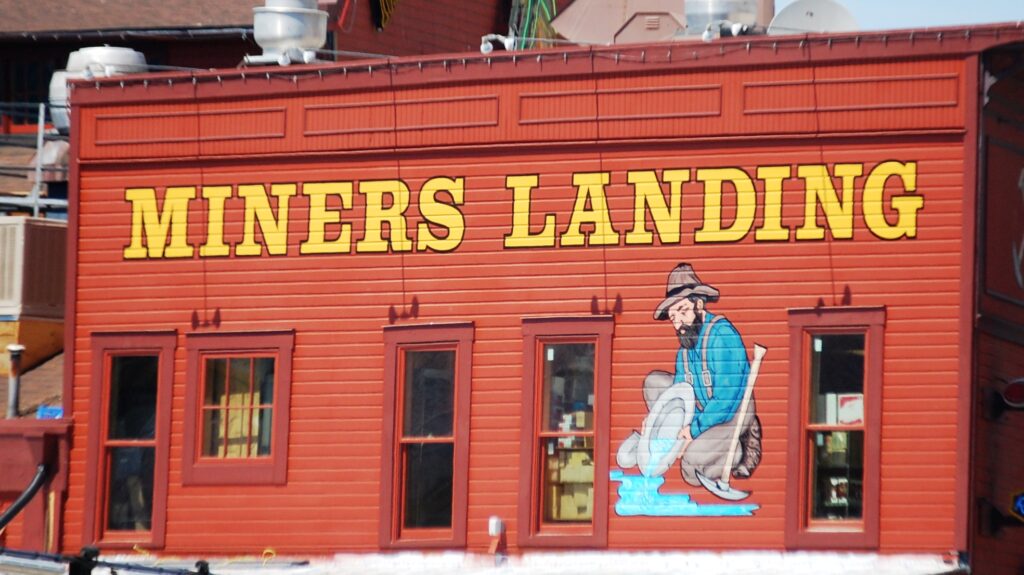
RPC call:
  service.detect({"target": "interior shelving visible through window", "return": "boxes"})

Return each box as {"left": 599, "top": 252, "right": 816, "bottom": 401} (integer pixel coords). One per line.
{"left": 519, "top": 316, "right": 612, "bottom": 548}
{"left": 786, "top": 308, "right": 884, "bottom": 550}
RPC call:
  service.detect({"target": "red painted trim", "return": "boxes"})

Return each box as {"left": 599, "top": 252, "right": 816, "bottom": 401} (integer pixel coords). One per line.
{"left": 63, "top": 96, "right": 81, "bottom": 421}
{"left": 379, "top": 322, "right": 474, "bottom": 549}
{"left": 956, "top": 54, "right": 980, "bottom": 554}
{"left": 785, "top": 307, "right": 885, "bottom": 550}
{"left": 517, "top": 316, "right": 612, "bottom": 549}
{"left": 83, "top": 331, "right": 176, "bottom": 549}
{"left": 181, "top": 331, "right": 295, "bottom": 486}
{"left": 0, "top": 420, "right": 70, "bottom": 551}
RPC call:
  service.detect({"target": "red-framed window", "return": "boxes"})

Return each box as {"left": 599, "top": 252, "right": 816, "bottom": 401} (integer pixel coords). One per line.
{"left": 83, "top": 332, "right": 175, "bottom": 548}
{"left": 182, "top": 331, "right": 294, "bottom": 486}
{"left": 518, "top": 316, "right": 612, "bottom": 548}
{"left": 785, "top": 307, "right": 884, "bottom": 549}
{"left": 379, "top": 323, "right": 473, "bottom": 548}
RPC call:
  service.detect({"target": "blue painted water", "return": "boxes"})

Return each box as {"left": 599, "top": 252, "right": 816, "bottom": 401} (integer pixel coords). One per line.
{"left": 610, "top": 470, "right": 759, "bottom": 517}
{"left": 644, "top": 438, "right": 678, "bottom": 476}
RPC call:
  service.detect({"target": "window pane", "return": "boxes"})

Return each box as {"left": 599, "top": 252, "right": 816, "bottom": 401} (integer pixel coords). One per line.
{"left": 204, "top": 358, "right": 227, "bottom": 406}
{"left": 228, "top": 358, "right": 252, "bottom": 406}
{"left": 201, "top": 409, "right": 225, "bottom": 457}
{"left": 254, "top": 358, "right": 275, "bottom": 406}
{"left": 810, "top": 334, "right": 865, "bottom": 425}
{"left": 541, "top": 435, "right": 594, "bottom": 523}
{"left": 403, "top": 443, "right": 454, "bottom": 528}
{"left": 108, "top": 355, "right": 158, "bottom": 440}
{"left": 225, "top": 407, "right": 251, "bottom": 458}
{"left": 403, "top": 350, "right": 454, "bottom": 438}
{"left": 252, "top": 407, "right": 273, "bottom": 456}
{"left": 106, "top": 447, "right": 155, "bottom": 531}
{"left": 811, "top": 430, "right": 864, "bottom": 520}
{"left": 542, "top": 343, "right": 595, "bottom": 432}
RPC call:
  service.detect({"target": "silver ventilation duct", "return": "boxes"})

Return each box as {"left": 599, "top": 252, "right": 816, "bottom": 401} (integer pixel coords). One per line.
{"left": 48, "top": 46, "right": 147, "bottom": 135}
{"left": 245, "top": 0, "right": 328, "bottom": 66}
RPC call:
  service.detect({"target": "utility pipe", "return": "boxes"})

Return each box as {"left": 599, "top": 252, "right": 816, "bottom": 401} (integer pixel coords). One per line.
{"left": 6, "top": 344, "right": 25, "bottom": 419}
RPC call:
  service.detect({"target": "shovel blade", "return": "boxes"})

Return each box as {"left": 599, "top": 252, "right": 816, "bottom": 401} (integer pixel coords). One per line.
{"left": 695, "top": 470, "right": 750, "bottom": 501}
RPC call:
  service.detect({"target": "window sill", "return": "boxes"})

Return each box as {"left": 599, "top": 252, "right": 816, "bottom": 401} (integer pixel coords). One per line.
{"left": 181, "top": 458, "right": 286, "bottom": 486}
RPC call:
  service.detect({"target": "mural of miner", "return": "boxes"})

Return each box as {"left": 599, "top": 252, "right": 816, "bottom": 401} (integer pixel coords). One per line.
{"left": 616, "top": 263, "right": 764, "bottom": 502}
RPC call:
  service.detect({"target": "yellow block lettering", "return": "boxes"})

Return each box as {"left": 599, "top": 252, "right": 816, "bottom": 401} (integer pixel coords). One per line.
{"left": 123, "top": 186, "right": 196, "bottom": 259}
{"left": 504, "top": 175, "right": 555, "bottom": 248}
{"left": 796, "top": 164, "right": 862, "bottom": 240}
{"left": 236, "top": 183, "right": 296, "bottom": 256}
{"left": 417, "top": 177, "right": 466, "bottom": 253}
{"left": 694, "top": 168, "right": 756, "bottom": 243}
{"left": 301, "top": 182, "right": 353, "bottom": 255}
{"left": 357, "top": 180, "right": 412, "bottom": 253}
{"left": 625, "top": 169, "right": 688, "bottom": 245}
{"left": 754, "top": 166, "right": 791, "bottom": 241}
{"left": 561, "top": 172, "right": 618, "bottom": 247}
{"left": 199, "top": 186, "right": 232, "bottom": 257}
{"left": 864, "top": 161, "right": 923, "bottom": 240}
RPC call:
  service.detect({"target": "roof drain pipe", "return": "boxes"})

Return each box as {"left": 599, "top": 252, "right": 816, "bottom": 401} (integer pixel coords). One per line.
{"left": 5, "top": 344, "right": 25, "bottom": 419}
{"left": 0, "top": 464, "right": 48, "bottom": 532}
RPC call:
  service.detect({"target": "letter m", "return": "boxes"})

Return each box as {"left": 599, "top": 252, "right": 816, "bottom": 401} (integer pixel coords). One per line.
{"left": 123, "top": 187, "right": 196, "bottom": 259}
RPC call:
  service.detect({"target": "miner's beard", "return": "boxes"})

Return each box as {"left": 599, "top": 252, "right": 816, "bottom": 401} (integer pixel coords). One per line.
{"left": 676, "top": 313, "right": 704, "bottom": 350}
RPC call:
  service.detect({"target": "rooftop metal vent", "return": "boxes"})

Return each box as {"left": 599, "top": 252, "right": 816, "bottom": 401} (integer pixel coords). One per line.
{"left": 48, "top": 46, "right": 147, "bottom": 135}
{"left": 245, "top": 0, "right": 328, "bottom": 66}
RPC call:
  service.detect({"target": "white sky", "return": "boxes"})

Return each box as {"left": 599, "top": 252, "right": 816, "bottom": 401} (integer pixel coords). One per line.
{"left": 775, "top": 0, "right": 1024, "bottom": 30}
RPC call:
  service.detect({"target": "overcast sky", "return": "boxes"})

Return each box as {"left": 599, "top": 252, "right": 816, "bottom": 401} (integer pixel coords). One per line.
{"left": 774, "top": 0, "right": 1024, "bottom": 30}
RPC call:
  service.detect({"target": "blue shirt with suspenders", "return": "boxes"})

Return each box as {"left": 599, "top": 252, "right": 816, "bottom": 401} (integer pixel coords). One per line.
{"left": 673, "top": 311, "right": 751, "bottom": 439}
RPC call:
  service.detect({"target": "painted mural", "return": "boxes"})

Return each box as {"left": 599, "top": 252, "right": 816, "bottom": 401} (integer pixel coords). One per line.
{"left": 611, "top": 264, "right": 766, "bottom": 517}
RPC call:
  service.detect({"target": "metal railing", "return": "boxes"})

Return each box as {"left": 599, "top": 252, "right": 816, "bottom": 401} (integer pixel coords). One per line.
{"left": 0, "top": 102, "right": 69, "bottom": 216}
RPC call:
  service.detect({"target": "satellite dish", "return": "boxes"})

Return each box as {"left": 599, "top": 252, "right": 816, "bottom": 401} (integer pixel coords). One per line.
{"left": 767, "top": 0, "right": 857, "bottom": 36}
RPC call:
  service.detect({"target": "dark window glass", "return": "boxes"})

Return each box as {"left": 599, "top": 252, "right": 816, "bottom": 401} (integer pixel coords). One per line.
{"left": 542, "top": 343, "right": 595, "bottom": 432}
{"left": 811, "top": 430, "right": 864, "bottom": 520}
{"left": 403, "top": 350, "right": 454, "bottom": 438}
{"left": 255, "top": 358, "right": 275, "bottom": 405}
{"left": 204, "top": 358, "right": 226, "bottom": 406}
{"left": 810, "top": 334, "right": 865, "bottom": 425}
{"left": 228, "top": 358, "right": 250, "bottom": 406}
{"left": 254, "top": 408, "right": 273, "bottom": 456}
{"left": 403, "top": 443, "right": 454, "bottom": 528}
{"left": 106, "top": 446, "right": 155, "bottom": 531}
{"left": 108, "top": 356, "right": 158, "bottom": 440}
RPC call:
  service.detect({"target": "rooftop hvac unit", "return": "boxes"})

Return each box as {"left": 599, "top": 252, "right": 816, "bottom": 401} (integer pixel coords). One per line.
{"left": 0, "top": 217, "right": 66, "bottom": 320}
{"left": 245, "top": 0, "right": 328, "bottom": 66}
{"left": 48, "top": 46, "right": 147, "bottom": 135}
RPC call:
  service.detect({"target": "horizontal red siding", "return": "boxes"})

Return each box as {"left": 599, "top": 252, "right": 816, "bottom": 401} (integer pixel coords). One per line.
{"left": 62, "top": 30, "right": 1017, "bottom": 557}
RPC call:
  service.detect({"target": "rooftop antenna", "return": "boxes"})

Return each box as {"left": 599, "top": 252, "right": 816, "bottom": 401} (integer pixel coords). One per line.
{"left": 767, "top": 0, "right": 857, "bottom": 35}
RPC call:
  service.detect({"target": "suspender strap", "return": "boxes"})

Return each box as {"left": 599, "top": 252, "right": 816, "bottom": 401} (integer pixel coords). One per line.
{"left": 701, "top": 315, "right": 722, "bottom": 400}
{"left": 681, "top": 314, "right": 723, "bottom": 409}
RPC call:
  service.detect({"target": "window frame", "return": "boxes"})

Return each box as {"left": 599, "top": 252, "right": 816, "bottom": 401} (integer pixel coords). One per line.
{"left": 785, "top": 307, "right": 885, "bottom": 549}
{"left": 518, "top": 316, "right": 612, "bottom": 548}
{"left": 83, "top": 331, "right": 175, "bottom": 549}
{"left": 379, "top": 322, "right": 474, "bottom": 549}
{"left": 182, "top": 331, "right": 294, "bottom": 486}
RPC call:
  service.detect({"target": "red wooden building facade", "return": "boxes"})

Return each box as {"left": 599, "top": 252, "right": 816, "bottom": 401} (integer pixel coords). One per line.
{"left": 61, "top": 24, "right": 1024, "bottom": 572}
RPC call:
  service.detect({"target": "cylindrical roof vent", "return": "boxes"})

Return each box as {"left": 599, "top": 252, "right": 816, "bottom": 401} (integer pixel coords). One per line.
{"left": 247, "top": 0, "right": 328, "bottom": 66}
{"left": 48, "top": 46, "right": 147, "bottom": 135}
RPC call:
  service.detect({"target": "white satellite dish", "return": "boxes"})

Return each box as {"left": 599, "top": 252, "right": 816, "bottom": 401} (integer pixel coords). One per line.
{"left": 767, "top": 0, "right": 857, "bottom": 35}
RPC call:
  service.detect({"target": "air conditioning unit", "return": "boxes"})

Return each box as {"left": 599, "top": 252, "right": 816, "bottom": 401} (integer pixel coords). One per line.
{"left": 0, "top": 217, "right": 66, "bottom": 320}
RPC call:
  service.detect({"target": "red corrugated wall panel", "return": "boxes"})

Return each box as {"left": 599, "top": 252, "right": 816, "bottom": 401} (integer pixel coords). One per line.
{"left": 63, "top": 31, "right": 1014, "bottom": 556}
